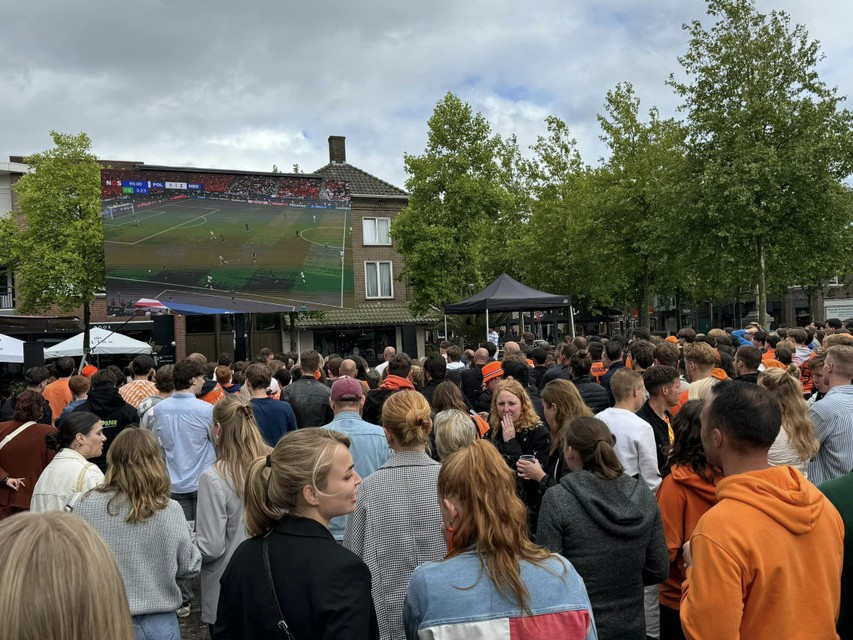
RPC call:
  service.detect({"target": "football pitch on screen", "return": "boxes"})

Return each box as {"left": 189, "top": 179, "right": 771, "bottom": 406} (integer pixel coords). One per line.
{"left": 103, "top": 198, "right": 354, "bottom": 309}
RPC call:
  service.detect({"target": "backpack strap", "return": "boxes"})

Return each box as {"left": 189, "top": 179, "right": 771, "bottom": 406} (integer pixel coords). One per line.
{"left": 0, "top": 421, "right": 36, "bottom": 452}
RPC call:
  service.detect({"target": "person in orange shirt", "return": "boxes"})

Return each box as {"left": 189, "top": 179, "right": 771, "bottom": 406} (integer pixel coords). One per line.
{"left": 41, "top": 357, "right": 75, "bottom": 424}
{"left": 655, "top": 400, "right": 722, "bottom": 640}
{"left": 680, "top": 382, "right": 844, "bottom": 640}
{"left": 117, "top": 355, "right": 158, "bottom": 409}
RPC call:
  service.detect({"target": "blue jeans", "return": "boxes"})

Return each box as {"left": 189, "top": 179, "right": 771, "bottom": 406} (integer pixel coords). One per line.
{"left": 132, "top": 612, "right": 180, "bottom": 640}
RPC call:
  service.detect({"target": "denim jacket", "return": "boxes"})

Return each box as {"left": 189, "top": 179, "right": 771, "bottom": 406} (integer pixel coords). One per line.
{"left": 403, "top": 550, "right": 597, "bottom": 639}
{"left": 321, "top": 411, "right": 391, "bottom": 540}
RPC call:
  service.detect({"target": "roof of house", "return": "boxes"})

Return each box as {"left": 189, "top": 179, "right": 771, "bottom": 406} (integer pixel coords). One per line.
{"left": 295, "top": 304, "right": 437, "bottom": 329}
{"left": 313, "top": 162, "right": 408, "bottom": 198}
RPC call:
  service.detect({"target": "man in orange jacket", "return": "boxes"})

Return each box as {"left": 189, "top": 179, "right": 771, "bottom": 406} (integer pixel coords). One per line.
{"left": 680, "top": 382, "right": 844, "bottom": 640}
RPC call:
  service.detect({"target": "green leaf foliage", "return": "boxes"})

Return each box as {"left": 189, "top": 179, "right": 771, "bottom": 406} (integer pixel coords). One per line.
{"left": 4, "top": 131, "right": 104, "bottom": 313}
{"left": 669, "top": 0, "right": 853, "bottom": 321}
{"left": 391, "top": 93, "right": 512, "bottom": 314}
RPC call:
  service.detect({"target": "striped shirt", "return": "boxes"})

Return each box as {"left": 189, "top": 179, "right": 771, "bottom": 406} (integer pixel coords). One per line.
{"left": 808, "top": 385, "right": 853, "bottom": 486}
{"left": 119, "top": 379, "right": 158, "bottom": 409}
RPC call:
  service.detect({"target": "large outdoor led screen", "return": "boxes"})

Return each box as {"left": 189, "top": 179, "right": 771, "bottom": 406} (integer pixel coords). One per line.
{"left": 102, "top": 167, "right": 353, "bottom": 314}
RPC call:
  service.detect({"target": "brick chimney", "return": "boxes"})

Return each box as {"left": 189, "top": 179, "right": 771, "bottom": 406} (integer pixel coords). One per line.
{"left": 328, "top": 136, "right": 346, "bottom": 164}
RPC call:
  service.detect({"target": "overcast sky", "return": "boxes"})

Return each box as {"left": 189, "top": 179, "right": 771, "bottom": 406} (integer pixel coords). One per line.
{"left": 2, "top": 1, "right": 851, "bottom": 190}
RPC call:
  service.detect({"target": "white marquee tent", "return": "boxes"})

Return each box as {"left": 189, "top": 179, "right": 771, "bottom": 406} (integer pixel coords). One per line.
{"left": 0, "top": 333, "right": 25, "bottom": 363}
{"left": 43, "top": 327, "right": 152, "bottom": 359}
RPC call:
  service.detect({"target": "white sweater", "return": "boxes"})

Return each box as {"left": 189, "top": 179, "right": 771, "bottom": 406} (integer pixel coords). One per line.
{"left": 595, "top": 407, "right": 662, "bottom": 492}
{"left": 30, "top": 448, "right": 104, "bottom": 512}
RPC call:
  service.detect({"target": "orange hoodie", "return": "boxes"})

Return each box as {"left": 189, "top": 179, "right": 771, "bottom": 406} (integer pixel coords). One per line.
{"left": 681, "top": 466, "right": 844, "bottom": 640}
{"left": 656, "top": 464, "right": 722, "bottom": 610}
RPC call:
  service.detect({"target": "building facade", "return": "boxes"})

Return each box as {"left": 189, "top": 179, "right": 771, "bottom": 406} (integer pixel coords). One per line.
{"left": 1, "top": 138, "right": 437, "bottom": 366}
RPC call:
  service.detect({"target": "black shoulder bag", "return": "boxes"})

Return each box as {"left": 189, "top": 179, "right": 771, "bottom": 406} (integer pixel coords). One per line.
{"left": 263, "top": 535, "right": 296, "bottom": 640}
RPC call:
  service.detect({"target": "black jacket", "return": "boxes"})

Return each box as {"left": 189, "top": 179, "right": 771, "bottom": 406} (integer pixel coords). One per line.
{"left": 280, "top": 378, "right": 333, "bottom": 428}
{"left": 572, "top": 376, "right": 610, "bottom": 414}
{"left": 635, "top": 401, "right": 672, "bottom": 474}
{"left": 530, "top": 365, "right": 549, "bottom": 389}
{"left": 74, "top": 387, "right": 138, "bottom": 470}
{"left": 215, "top": 516, "right": 379, "bottom": 640}
{"left": 539, "top": 363, "right": 571, "bottom": 390}
{"left": 601, "top": 361, "right": 625, "bottom": 407}
{"left": 525, "top": 384, "right": 547, "bottom": 424}
{"left": 473, "top": 388, "right": 493, "bottom": 414}
{"left": 460, "top": 365, "right": 484, "bottom": 406}
{"left": 0, "top": 393, "right": 52, "bottom": 425}
{"left": 494, "top": 422, "right": 551, "bottom": 535}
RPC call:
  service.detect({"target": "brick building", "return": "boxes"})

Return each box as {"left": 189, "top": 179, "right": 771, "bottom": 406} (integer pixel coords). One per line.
{"left": 1, "top": 138, "right": 437, "bottom": 366}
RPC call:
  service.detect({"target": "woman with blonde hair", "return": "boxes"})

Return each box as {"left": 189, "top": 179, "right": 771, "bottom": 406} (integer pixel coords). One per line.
{"left": 537, "top": 416, "right": 668, "bottom": 639}
{"left": 490, "top": 378, "right": 551, "bottom": 533}
{"left": 196, "top": 395, "right": 272, "bottom": 634}
{"left": 758, "top": 368, "right": 820, "bottom": 476}
{"left": 75, "top": 428, "right": 201, "bottom": 640}
{"left": 518, "top": 379, "right": 592, "bottom": 492}
{"left": 0, "top": 512, "right": 135, "bottom": 640}
{"left": 433, "top": 409, "right": 476, "bottom": 460}
{"left": 403, "top": 439, "right": 595, "bottom": 639}
{"left": 344, "top": 390, "right": 445, "bottom": 640}
{"left": 216, "top": 428, "right": 378, "bottom": 639}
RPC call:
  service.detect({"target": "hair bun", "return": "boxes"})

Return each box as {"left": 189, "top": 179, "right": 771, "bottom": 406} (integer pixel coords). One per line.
{"left": 45, "top": 431, "right": 61, "bottom": 451}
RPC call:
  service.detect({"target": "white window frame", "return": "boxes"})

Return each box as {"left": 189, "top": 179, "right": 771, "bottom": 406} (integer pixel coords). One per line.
{"left": 364, "top": 261, "right": 394, "bottom": 299}
{"left": 362, "top": 217, "right": 392, "bottom": 246}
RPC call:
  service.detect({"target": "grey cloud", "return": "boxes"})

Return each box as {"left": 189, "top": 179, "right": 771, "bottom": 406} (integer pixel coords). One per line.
{"left": 1, "top": 0, "right": 851, "bottom": 189}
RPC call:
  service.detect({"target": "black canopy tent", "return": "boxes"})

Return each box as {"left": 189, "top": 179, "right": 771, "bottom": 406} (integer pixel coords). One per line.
{"left": 443, "top": 273, "right": 572, "bottom": 342}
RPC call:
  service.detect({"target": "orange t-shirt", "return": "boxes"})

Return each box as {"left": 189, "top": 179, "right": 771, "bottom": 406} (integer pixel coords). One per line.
{"left": 591, "top": 361, "right": 608, "bottom": 384}
{"left": 42, "top": 378, "right": 72, "bottom": 424}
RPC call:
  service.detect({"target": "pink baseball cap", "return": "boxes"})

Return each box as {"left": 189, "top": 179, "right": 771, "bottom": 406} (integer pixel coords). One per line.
{"left": 331, "top": 376, "right": 363, "bottom": 402}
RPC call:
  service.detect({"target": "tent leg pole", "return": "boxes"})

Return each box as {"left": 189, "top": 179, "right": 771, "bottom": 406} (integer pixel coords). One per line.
{"left": 569, "top": 305, "right": 576, "bottom": 339}
{"left": 444, "top": 315, "right": 447, "bottom": 341}
{"left": 486, "top": 309, "right": 490, "bottom": 344}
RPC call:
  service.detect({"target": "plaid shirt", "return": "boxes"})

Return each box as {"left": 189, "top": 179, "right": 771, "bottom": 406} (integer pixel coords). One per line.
{"left": 119, "top": 379, "right": 158, "bottom": 409}
{"left": 343, "top": 450, "right": 445, "bottom": 640}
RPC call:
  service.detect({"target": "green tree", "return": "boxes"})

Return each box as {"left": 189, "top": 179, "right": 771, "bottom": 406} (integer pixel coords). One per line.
{"left": 670, "top": 0, "right": 853, "bottom": 326}
{"left": 1, "top": 131, "right": 103, "bottom": 355}
{"left": 510, "top": 116, "right": 595, "bottom": 304}
{"left": 392, "top": 92, "right": 508, "bottom": 314}
{"left": 595, "top": 82, "right": 689, "bottom": 328}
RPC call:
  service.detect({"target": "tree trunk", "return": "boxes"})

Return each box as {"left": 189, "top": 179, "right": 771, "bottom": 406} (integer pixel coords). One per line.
{"left": 757, "top": 238, "right": 767, "bottom": 327}
{"left": 83, "top": 301, "right": 91, "bottom": 362}
{"left": 675, "top": 290, "right": 683, "bottom": 331}
{"left": 640, "top": 260, "right": 651, "bottom": 331}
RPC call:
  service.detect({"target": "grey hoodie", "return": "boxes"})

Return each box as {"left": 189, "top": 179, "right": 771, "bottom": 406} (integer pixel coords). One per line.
{"left": 537, "top": 470, "right": 668, "bottom": 640}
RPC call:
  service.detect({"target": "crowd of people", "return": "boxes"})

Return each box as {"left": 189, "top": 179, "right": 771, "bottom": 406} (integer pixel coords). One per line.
{"left": 278, "top": 176, "right": 322, "bottom": 199}
{"left": 0, "top": 319, "right": 851, "bottom": 639}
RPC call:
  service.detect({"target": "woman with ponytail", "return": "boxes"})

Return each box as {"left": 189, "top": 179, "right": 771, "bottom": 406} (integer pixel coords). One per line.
{"left": 30, "top": 410, "right": 104, "bottom": 513}
{"left": 403, "top": 439, "right": 596, "bottom": 639}
{"left": 215, "top": 428, "right": 378, "bottom": 639}
{"left": 196, "top": 395, "right": 271, "bottom": 633}
{"left": 537, "top": 416, "right": 668, "bottom": 640}
{"left": 758, "top": 368, "right": 820, "bottom": 477}
{"left": 344, "top": 390, "right": 445, "bottom": 640}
